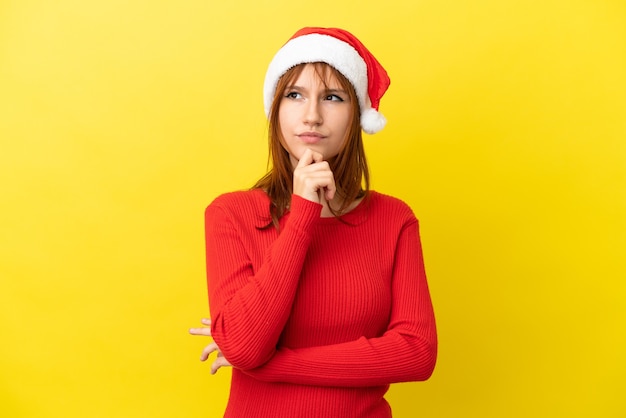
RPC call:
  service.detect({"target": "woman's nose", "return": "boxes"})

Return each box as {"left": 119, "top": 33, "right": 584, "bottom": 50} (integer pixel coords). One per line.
{"left": 303, "top": 100, "right": 323, "bottom": 126}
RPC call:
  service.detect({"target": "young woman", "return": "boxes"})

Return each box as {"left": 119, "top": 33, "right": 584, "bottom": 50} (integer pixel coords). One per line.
{"left": 190, "top": 27, "right": 437, "bottom": 418}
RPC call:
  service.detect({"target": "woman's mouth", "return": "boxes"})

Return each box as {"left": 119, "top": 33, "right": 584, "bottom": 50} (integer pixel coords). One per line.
{"left": 298, "top": 132, "right": 324, "bottom": 144}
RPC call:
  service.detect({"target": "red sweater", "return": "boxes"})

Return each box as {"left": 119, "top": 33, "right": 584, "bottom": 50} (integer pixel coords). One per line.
{"left": 205, "top": 189, "right": 437, "bottom": 417}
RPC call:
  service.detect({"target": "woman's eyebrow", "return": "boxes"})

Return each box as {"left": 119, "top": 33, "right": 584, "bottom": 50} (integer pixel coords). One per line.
{"left": 283, "top": 86, "right": 348, "bottom": 96}
{"left": 324, "top": 88, "right": 348, "bottom": 94}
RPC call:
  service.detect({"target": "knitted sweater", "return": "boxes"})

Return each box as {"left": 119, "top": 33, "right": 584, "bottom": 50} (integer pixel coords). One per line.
{"left": 204, "top": 189, "right": 437, "bottom": 418}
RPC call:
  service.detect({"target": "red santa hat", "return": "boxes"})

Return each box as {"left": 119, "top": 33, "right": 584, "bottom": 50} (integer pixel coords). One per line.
{"left": 263, "top": 27, "right": 391, "bottom": 134}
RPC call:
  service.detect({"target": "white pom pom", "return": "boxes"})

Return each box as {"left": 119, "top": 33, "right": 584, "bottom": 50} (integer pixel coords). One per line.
{"left": 360, "top": 108, "right": 387, "bottom": 134}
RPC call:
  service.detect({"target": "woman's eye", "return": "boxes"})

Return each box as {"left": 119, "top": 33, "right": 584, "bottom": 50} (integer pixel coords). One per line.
{"left": 286, "top": 92, "right": 301, "bottom": 99}
{"left": 326, "top": 94, "right": 344, "bottom": 102}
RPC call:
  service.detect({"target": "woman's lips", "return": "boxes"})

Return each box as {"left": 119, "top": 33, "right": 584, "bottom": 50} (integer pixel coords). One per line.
{"left": 298, "top": 132, "right": 324, "bottom": 144}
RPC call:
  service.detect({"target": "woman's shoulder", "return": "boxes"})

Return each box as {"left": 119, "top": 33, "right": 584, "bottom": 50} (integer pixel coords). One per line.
{"left": 368, "top": 191, "right": 418, "bottom": 221}
{"left": 206, "top": 189, "right": 269, "bottom": 216}
{"left": 369, "top": 191, "right": 415, "bottom": 212}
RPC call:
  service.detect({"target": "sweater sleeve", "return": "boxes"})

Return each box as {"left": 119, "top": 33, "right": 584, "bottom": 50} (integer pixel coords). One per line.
{"left": 206, "top": 194, "right": 321, "bottom": 370}
{"left": 241, "top": 217, "right": 437, "bottom": 387}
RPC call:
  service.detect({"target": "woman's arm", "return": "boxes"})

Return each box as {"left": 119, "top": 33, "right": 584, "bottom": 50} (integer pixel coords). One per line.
{"left": 207, "top": 149, "right": 337, "bottom": 370}
{"left": 206, "top": 194, "right": 321, "bottom": 370}
{"left": 241, "top": 218, "right": 437, "bottom": 386}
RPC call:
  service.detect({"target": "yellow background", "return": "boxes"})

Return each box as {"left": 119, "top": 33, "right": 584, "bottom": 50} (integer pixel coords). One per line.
{"left": 1, "top": 0, "right": 624, "bottom": 417}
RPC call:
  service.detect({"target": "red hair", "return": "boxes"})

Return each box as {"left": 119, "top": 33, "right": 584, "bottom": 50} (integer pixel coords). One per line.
{"left": 253, "top": 62, "right": 369, "bottom": 229}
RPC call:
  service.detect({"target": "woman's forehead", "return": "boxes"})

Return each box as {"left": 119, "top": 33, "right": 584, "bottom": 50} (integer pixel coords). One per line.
{"left": 288, "top": 63, "right": 345, "bottom": 88}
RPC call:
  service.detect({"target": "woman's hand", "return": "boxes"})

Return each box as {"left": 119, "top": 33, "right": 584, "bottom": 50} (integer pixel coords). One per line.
{"left": 293, "top": 148, "right": 336, "bottom": 204}
{"left": 189, "top": 318, "right": 232, "bottom": 375}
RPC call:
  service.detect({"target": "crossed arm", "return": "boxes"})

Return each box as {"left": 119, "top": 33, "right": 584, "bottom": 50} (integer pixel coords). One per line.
{"left": 190, "top": 215, "right": 437, "bottom": 386}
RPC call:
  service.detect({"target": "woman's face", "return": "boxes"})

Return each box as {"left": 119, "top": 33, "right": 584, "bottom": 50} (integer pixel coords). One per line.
{"left": 278, "top": 64, "right": 353, "bottom": 168}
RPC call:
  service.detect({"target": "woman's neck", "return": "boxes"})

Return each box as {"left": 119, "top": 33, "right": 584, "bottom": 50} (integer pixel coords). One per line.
{"left": 320, "top": 194, "right": 363, "bottom": 218}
